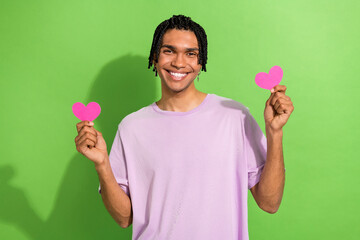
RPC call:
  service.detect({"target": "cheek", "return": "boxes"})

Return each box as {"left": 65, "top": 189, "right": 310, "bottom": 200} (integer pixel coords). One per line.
{"left": 158, "top": 52, "right": 172, "bottom": 61}
{"left": 191, "top": 57, "right": 201, "bottom": 66}
{"left": 192, "top": 63, "right": 202, "bottom": 72}
{"left": 157, "top": 57, "right": 171, "bottom": 68}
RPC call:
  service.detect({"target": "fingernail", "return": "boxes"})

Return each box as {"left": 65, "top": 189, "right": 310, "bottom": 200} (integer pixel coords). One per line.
{"left": 270, "top": 88, "right": 274, "bottom": 93}
{"left": 89, "top": 121, "right": 94, "bottom": 126}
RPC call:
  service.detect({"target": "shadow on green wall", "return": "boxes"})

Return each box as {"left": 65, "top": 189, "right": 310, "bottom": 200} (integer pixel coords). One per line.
{"left": 0, "top": 54, "right": 157, "bottom": 239}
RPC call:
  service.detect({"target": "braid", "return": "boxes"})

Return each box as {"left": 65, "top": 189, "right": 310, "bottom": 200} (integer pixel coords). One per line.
{"left": 148, "top": 14, "right": 208, "bottom": 74}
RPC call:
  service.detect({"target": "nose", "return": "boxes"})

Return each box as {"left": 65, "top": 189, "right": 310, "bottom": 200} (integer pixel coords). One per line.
{"left": 171, "top": 53, "right": 186, "bottom": 69}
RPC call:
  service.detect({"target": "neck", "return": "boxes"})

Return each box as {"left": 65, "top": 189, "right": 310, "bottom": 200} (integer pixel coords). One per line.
{"left": 156, "top": 86, "right": 207, "bottom": 112}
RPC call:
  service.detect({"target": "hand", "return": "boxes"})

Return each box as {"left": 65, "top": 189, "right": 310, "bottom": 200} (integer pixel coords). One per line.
{"left": 264, "top": 85, "right": 294, "bottom": 132}
{"left": 75, "top": 121, "right": 108, "bottom": 166}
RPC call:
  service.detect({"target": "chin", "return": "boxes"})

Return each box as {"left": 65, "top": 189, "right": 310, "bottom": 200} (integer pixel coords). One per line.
{"left": 168, "top": 81, "right": 194, "bottom": 93}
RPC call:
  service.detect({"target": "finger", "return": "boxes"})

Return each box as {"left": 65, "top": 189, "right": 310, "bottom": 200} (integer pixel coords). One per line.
{"left": 274, "top": 101, "right": 288, "bottom": 112}
{"left": 283, "top": 103, "right": 294, "bottom": 114}
{"left": 77, "top": 129, "right": 97, "bottom": 144}
{"left": 266, "top": 91, "right": 276, "bottom": 107}
{"left": 271, "top": 92, "right": 287, "bottom": 106}
{"left": 76, "top": 121, "right": 95, "bottom": 133}
{"left": 287, "top": 104, "right": 295, "bottom": 114}
{"left": 79, "top": 125, "right": 97, "bottom": 138}
{"left": 276, "top": 103, "right": 293, "bottom": 114}
{"left": 94, "top": 129, "right": 102, "bottom": 137}
{"left": 78, "top": 139, "right": 96, "bottom": 151}
{"left": 75, "top": 126, "right": 97, "bottom": 149}
{"left": 77, "top": 133, "right": 97, "bottom": 148}
{"left": 75, "top": 129, "right": 96, "bottom": 144}
{"left": 76, "top": 121, "right": 94, "bottom": 133}
{"left": 274, "top": 100, "right": 281, "bottom": 111}
{"left": 271, "top": 85, "right": 287, "bottom": 94}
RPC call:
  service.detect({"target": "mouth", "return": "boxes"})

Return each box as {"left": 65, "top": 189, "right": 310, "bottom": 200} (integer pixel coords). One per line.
{"left": 165, "top": 69, "right": 190, "bottom": 81}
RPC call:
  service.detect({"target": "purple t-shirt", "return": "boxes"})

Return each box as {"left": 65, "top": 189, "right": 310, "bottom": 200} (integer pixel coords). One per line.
{"left": 99, "top": 93, "right": 267, "bottom": 240}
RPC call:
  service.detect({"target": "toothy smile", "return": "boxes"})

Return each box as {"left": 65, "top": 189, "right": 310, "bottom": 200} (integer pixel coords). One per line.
{"left": 166, "top": 70, "right": 190, "bottom": 81}
{"left": 167, "top": 70, "right": 189, "bottom": 77}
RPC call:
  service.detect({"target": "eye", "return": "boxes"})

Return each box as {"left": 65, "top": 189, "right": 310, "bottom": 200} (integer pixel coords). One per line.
{"left": 187, "top": 52, "right": 197, "bottom": 56}
{"left": 163, "top": 50, "right": 172, "bottom": 53}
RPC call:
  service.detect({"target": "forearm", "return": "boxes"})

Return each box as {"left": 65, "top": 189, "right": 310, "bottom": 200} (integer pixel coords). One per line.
{"left": 95, "top": 158, "right": 132, "bottom": 228}
{"left": 256, "top": 127, "right": 285, "bottom": 213}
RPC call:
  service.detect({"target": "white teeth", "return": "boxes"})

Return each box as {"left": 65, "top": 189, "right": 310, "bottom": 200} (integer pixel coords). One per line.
{"left": 170, "top": 71, "right": 187, "bottom": 77}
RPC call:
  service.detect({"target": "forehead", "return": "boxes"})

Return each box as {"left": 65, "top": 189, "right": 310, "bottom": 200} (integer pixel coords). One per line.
{"left": 161, "top": 29, "right": 199, "bottom": 49}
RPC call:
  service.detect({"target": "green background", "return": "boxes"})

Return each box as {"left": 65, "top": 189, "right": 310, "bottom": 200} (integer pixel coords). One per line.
{"left": 1, "top": 0, "right": 359, "bottom": 239}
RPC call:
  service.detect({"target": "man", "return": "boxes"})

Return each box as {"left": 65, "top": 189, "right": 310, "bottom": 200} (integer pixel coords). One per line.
{"left": 75, "top": 14, "right": 294, "bottom": 240}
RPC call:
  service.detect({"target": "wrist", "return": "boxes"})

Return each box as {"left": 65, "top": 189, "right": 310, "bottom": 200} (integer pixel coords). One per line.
{"left": 265, "top": 124, "right": 283, "bottom": 138}
{"left": 94, "top": 156, "right": 110, "bottom": 173}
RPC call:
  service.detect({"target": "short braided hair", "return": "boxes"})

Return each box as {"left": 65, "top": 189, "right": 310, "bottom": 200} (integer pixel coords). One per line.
{"left": 148, "top": 14, "right": 208, "bottom": 76}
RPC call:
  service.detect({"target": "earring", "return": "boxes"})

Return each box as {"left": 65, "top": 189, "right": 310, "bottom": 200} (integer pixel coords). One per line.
{"left": 197, "top": 72, "right": 201, "bottom": 82}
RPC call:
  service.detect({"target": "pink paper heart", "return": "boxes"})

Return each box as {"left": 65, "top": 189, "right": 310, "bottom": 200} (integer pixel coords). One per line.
{"left": 72, "top": 102, "right": 101, "bottom": 121}
{"left": 255, "top": 65, "right": 283, "bottom": 90}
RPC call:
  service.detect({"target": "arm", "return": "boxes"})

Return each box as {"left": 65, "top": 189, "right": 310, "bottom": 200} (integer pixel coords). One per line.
{"left": 250, "top": 129, "right": 284, "bottom": 214}
{"left": 250, "top": 84, "right": 294, "bottom": 214}
{"left": 96, "top": 157, "right": 133, "bottom": 228}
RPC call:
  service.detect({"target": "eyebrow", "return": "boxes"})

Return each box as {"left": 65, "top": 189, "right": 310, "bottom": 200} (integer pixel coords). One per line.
{"left": 160, "top": 44, "right": 199, "bottom": 51}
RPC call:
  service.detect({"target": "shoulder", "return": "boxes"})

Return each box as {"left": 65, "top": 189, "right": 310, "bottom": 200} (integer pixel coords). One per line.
{"left": 211, "top": 93, "right": 251, "bottom": 118}
{"left": 117, "top": 104, "right": 153, "bottom": 130}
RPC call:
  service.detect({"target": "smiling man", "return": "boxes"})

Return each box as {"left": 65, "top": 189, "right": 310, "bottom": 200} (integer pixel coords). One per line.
{"left": 76, "top": 14, "right": 294, "bottom": 240}
{"left": 149, "top": 26, "right": 207, "bottom": 111}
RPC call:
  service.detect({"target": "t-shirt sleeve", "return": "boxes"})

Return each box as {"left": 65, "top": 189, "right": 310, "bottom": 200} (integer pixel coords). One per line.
{"left": 98, "top": 124, "right": 130, "bottom": 197}
{"left": 243, "top": 108, "right": 267, "bottom": 190}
